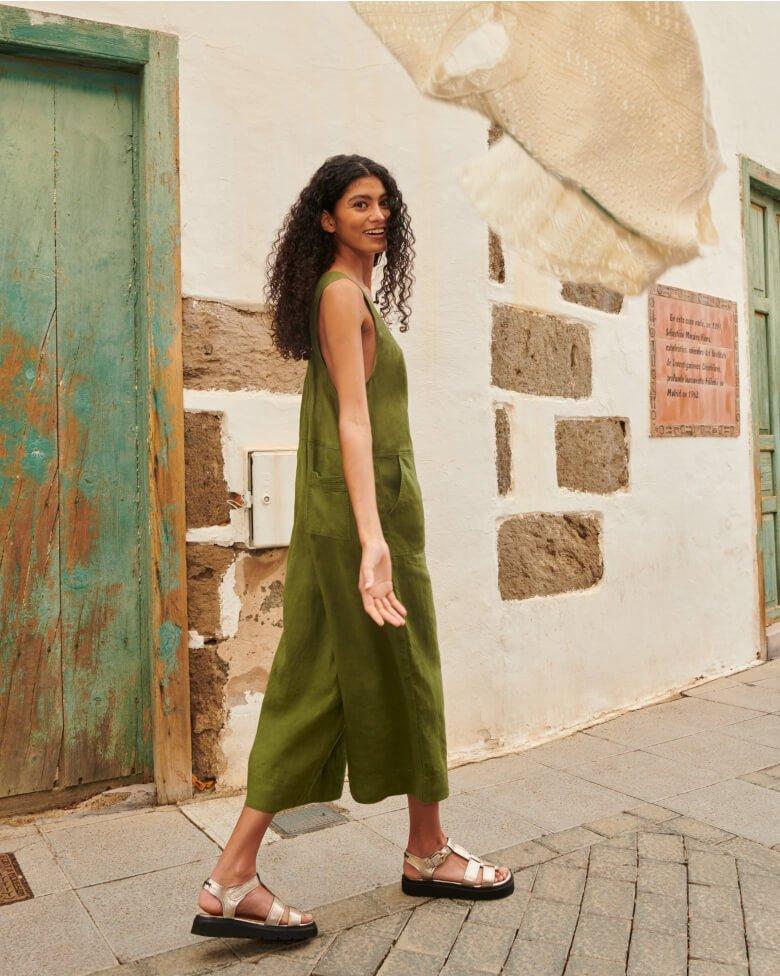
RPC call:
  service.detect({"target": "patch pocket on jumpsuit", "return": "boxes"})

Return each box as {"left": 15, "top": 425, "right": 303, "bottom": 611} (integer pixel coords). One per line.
{"left": 306, "top": 445, "right": 353, "bottom": 541}
{"left": 379, "top": 452, "right": 425, "bottom": 556}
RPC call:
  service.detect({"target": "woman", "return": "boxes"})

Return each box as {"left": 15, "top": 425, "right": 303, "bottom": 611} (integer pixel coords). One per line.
{"left": 191, "top": 155, "right": 513, "bottom": 943}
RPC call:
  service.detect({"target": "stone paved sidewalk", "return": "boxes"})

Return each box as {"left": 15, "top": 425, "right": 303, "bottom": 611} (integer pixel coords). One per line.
{"left": 2, "top": 657, "right": 780, "bottom": 975}
{"left": 92, "top": 805, "right": 780, "bottom": 976}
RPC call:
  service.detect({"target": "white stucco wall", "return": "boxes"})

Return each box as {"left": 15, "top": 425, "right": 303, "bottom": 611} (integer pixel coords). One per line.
{"left": 11, "top": 1, "right": 779, "bottom": 783}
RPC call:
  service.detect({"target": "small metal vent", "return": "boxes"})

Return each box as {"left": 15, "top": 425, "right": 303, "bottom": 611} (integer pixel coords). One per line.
{"left": 0, "top": 852, "right": 33, "bottom": 906}
{"left": 270, "top": 803, "right": 348, "bottom": 838}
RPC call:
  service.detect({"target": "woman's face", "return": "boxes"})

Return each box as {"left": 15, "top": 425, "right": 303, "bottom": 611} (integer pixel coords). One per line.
{"left": 323, "top": 175, "right": 391, "bottom": 254}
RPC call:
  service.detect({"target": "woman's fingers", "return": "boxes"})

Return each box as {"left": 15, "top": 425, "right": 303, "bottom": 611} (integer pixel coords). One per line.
{"left": 387, "top": 591, "right": 407, "bottom": 616}
{"left": 378, "top": 596, "right": 404, "bottom": 626}
{"left": 361, "top": 591, "right": 385, "bottom": 626}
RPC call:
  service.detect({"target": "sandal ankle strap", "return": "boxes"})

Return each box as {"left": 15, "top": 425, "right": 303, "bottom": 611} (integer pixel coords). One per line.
{"left": 403, "top": 838, "right": 454, "bottom": 878}
{"left": 202, "top": 873, "right": 260, "bottom": 919}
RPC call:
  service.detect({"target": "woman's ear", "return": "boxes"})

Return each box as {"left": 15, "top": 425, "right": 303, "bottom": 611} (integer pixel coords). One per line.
{"left": 321, "top": 210, "right": 334, "bottom": 233}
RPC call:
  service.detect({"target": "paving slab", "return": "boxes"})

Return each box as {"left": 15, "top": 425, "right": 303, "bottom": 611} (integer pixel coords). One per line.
{"left": 689, "top": 915, "right": 749, "bottom": 965}
{"left": 78, "top": 857, "right": 217, "bottom": 963}
{"left": 627, "top": 926, "right": 687, "bottom": 976}
{"left": 445, "top": 920, "right": 516, "bottom": 973}
{"left": 688, "top": 849, "right": 740, "bottom": 887}
{"left": 642, "top": 728, "right": 780, "bottom": 777}
{"left": 531, "top": 860, "right": 587, "bottom": 905}
{"left": 475, "top": 765, "right": 638, "bottom": 832}
{"left": 516, "top": 896, "right": 580, "bottom": 945}
{"left": 45, "top": 809, "right": 220, "bottom": 887}
{"left": 580, "top": 875, "right": 635, "bottom": 918}
{"left": 375, "top": 947, "right": 442, "bottom": 976}
{"left": 393, "top": 899, "right": 467, "bottom": 961}
{"left": 717, "top": 713, "right": 780, "bottom": 749}
{"left": 688, "top": 882, "right": 742, "bottom": 919}
{"left": 568, "top": 748, "right": 729, "bottom": 802}
{"left": 633, "top": 889, "right": 687, "bottom": 934}
{"left": 525, "top": 731, "right": 635, "bottom": 770}
{"left": 313, "top": 911, "right": 411, "bottom": 976}
{"left": 537, "top": 826, "right": 604, "bottom": 854}
{"left": 637, "top": 857, "right": 687, "bottom": 898}
{"left": 0, "top": 824, "right": 72, "bottom": 897}
{"left": 637, "top": 831, "right": 685, "bottom": 862}
{"left": 662, "top": 778, "right": 780, "bottom": 847}
{"left": 447, "top": 752, "right": 553, "bottom": 791}
{"left": 334, "top": 787, "right": 410, "bottom": 821}
{"left": 0, "top": 820, "right": 39, "bottom": 842}
{"left": 585, "top": 697, "right": 765, "bottom": 748}
{"left": 0, "top": 890, "right": 117, "bottom": 976}
{"left": 682, "top": 681, "right": 780, "bottom": 712}
{"left": 571, "top": 911, "right": 631, "bottom": 962}
{"left": 749, "top": 946, "right": 780, "bottom": 976}
{"left": 179, "top": 794, "right": 281, "bottom": 849}
{"left": 688, "top": 962, "right": 749, "bottom": 976}
{"left": 361, "top": 790, "right": 543, "bottom": 856}
{"left": 563, "top": 957, "right": 626, "bottom": 976}
{"left": 91, "top": 939, "right": 241, "bottom": 975}
{"left": 250, "top": 820, "right": 403, "bottom": 909}
{"left": 745, "top": 907, "right": 780, "bottom": 951}
{"left": 502, "top": 937, "right": 568, "bottom": 976}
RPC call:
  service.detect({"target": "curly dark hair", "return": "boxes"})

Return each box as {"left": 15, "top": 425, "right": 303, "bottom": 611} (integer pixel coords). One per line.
{"left": 264, "top": 154, "right": 416, "bottom": 361}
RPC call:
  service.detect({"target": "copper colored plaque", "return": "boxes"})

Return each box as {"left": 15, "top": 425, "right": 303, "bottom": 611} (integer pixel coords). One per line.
{"left": 649, "top": 284, "right": 739, "bottom": 437}
{"left": 0, "top": 851, "right": 33, "bottom": 905}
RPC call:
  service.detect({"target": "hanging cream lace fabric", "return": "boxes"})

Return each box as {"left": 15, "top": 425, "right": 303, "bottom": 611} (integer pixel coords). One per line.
{"left": 351, "top": 1, "right": 724, "bottom": 295}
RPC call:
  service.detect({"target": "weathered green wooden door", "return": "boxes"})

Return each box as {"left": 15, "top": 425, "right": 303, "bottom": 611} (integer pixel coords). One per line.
{"left": 747, "top": 185, "right": 780, "bottom": 623}
{"left": 0, "top": 53, "right": 151, "bottom": 801}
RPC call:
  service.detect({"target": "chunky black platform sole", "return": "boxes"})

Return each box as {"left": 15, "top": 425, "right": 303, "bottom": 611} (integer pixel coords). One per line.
{"left": 191, "top": 913, "right": 318, "bottom": 942}
{"left": 401, "top": 872, "right": 514, "bottom": 900}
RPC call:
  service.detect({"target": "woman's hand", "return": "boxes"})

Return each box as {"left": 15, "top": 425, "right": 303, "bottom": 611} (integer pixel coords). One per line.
{"left": 359, "top": 538, "right": 408, "bottom": 627}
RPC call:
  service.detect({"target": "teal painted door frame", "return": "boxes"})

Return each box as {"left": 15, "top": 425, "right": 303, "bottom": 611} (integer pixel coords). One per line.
{"left": 741, "top": 156, "right": 780, "bottom": 647}
{"left": 0, "top": 5, "right": 191, "bottom": 807}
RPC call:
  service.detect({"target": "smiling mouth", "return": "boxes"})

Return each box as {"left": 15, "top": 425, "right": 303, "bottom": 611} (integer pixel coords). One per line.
{"left": 364, "top": 229, "right": 386, "bottom": 236}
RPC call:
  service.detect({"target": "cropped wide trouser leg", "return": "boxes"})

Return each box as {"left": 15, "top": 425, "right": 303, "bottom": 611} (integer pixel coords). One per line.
{"left": 245, "top": 528, "right": 449, "bottom": 813}
{"left": 245, "top": 526, "right": 346, "bottom": 814}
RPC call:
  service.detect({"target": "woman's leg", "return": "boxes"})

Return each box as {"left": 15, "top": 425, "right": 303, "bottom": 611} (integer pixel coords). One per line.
{"left": 404, "top": 795, "right": 509, "bottom": 884}
{"left": 197, "top": 805, "right": 314, "bottom": 925}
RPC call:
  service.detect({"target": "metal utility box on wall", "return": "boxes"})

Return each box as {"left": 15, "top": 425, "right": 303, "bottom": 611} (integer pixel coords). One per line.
{"left": 248, "top": 449, "right": 297, "bottom": 548}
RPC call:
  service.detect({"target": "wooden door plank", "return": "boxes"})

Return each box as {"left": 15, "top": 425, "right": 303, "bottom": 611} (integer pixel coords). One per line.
{"left": 55, "top": 65, "right": 144, "bottom": 786}
{"left": 0, "top": 57, "right": 62, "bottom": 797}
{"left": 748, "top": 186, "right": 780, "bottom": 617}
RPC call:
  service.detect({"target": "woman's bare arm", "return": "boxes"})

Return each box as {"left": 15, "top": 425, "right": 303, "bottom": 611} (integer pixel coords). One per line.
{"left": 317, "top": 278, "right": 407, "bottom": 627}
{"left": 318, "top": 278, "right": 382, "bottom": 545}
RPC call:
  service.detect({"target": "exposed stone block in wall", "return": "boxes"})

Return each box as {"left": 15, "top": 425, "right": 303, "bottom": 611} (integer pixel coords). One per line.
{"left": 219, "top": 548, "right": 287, "bottom": 707}
{"left": 556, "top": 417, "right": 629, "bottom": 494}
{"left": 497, "top": 513, "right": 603, "bottom": 600}
{"left": 495, "top": 407, "right": 512, "bottom": 495}
{"left": 189, "top": 644, "right": 228, "bottom": 782}
{"left": 183, "top": 297, "right": 307, "bottom": 393}
{"left": 186, "top": 543, "right": 237, "bottom": 639}
{"left": 491, "top": 303, "right": 592, "bottom": 398}
{"left": 184, "top": 411, "right": 230, "bottom": 528}
{"left": 489, "top": 229, "right": 506, "bottom": 284}
{"left": 487, "top": 123, "right": 506, "bottom": 284}
{"left": 561, "top": 281, "right": 623, "bottom": 314}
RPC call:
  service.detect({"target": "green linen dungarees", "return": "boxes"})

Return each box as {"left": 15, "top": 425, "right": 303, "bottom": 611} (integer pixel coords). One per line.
{"left": 245, "top": 270, "right": 449, "bottom": 813}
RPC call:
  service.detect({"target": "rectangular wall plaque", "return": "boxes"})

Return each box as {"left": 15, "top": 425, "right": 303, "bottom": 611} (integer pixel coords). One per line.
{"left": 649, "top": 283, "right": 739, "bottom": 437}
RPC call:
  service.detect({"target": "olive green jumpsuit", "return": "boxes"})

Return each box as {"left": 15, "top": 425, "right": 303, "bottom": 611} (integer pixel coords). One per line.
{"left": 246, "top": 270, "right": 449, "bottom": 813}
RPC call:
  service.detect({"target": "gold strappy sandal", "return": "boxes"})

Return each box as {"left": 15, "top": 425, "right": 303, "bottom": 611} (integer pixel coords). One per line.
{"left": 191, "top": 873, "right": 317, "bottom": 942}
{"left": 402, "top": 837, "right": 514, "bottom": 900}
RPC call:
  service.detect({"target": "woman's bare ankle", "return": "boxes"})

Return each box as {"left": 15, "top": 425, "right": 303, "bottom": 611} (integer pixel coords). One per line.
{"left": 406, "top": 831, "right": 447, "bottom": 856}
{"left": 211, "top": 859, "right": 258, "bottom": 885}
